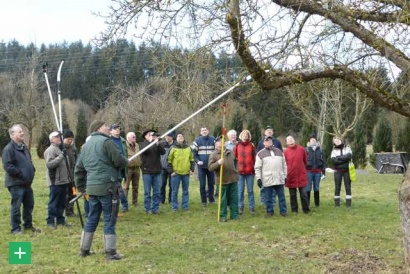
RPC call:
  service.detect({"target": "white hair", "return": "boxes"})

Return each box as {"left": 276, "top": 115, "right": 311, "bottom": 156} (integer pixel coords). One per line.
{"left": 227, "top": 129, "right": 237, "bottom": 138}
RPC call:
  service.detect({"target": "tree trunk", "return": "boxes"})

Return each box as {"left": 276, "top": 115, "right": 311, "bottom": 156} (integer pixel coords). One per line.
{"left": 398, "top": 164, "right": 410, "bottom": 272}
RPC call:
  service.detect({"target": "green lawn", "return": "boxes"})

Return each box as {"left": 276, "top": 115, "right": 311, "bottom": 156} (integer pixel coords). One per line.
{"left": 0, "top": 154, "right": 406, "bottom": 273}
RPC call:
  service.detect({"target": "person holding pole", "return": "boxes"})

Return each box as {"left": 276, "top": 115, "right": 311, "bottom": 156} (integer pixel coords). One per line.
{"left": 63, "top": 129, "right": 78, "bottom": 217}
{"left": 208, "top": 137, "right": 239, "bottom": 222}
{"left": 192, "top": 127, "right": 216, "bottom": 206}
{"left": 44, "top": 131, "right": 72, "bottom": 228}
{"left": 75, "top": 120, "right": 128, "bottom": 260}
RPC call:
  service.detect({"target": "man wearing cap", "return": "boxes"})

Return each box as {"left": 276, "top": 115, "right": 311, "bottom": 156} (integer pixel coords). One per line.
{"left": 110, "top": 124, "right": 129, "bottom": 213}
{"left": 305, "top": 133, "right": 325, "bottom": 207}
{"left": 63, "top": 129, "right": 78, "bottom": 217}
{"left": 160, "top": 133, "right": 175, "bottom": 204}
{"left": 139, "top": 129, "right": 166, "bottom": 214}
{"left": 191, "top": 127, "right": 216, "bottom": 206}
{"left": 75, "top": 120, "right": 128, "bottom": 260}
{"left": 257, "top": 126, "right": 283, "bottom": 206}
{"left": 2, "top": 124, "right": 41, "bottom": 234}
{"left": 254, "top": 136, "right": 287, "bottom": 217}
{"left": 44, "top": 131, "right": 71, "bottom": 228}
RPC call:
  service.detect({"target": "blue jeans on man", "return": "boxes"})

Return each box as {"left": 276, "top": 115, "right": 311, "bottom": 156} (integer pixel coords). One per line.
{"left": 197, "top": 168, "right": 215, "bottom": 205}
{"left": 238, "top": 174, "right": 255, "bottom": 211}
{"left": 265, "top": 184, "right": 287, "bottom": 215}
{"left": 119, "top": 184, "right": 128, "bottom": 212}
{"left": 8, "top": 186, "right": 34, "bottom": 233}
{"left": 85, "top": 195, "right": 116, "bottom": 234}
{"left": 170, "top": 174, "right": 190, "bottom": 211}
{"left": 142, "top": 173, "right": 162, "bottom": 213}
{"left": 47, "top": 184, "right": 69, "bottom": 225}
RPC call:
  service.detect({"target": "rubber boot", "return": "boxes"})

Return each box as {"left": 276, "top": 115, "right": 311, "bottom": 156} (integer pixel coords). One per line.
{"left": 334, "top": 197, "right": 340, "bottom": 207}
{"left": 314, "top": 191, "right": 320, "bottom": 207}
{"left": 306, "top": 191, "right": 311, "bottom": 207}
{"left": 104, "top": 234, "right": 123, "bottom": 260}
{"left": 346, "top": 199, "right": 352, "bottom": 208}
{"left": 79, "top": 231, "right": 95, "bottom": 257}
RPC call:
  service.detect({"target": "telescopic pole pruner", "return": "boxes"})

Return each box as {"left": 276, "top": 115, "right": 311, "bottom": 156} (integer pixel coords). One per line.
{"left": 128, "top": 75, "right": 251, "bottom": 161}
{"left": 43, "top": 63, "right": 61, "bottom": 132}
{"left": 217, "top": 104, "right": 227, "bottom": 222}
{"left": 57, "top": 60, "right": 64, "bottom": 132}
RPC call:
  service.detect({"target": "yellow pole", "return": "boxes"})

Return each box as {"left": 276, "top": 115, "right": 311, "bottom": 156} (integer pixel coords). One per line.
{"left": 217, "top": 104, "right": 227, "bottom": 222}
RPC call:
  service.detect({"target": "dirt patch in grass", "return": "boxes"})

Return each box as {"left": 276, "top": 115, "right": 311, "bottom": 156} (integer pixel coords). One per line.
{"left": 325, "top": 248, "right": 403, "bottom": 273}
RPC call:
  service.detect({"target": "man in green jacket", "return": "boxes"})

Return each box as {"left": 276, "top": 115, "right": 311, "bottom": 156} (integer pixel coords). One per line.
{"left": 75, "top": 120, "right": 128, "bottom": 260}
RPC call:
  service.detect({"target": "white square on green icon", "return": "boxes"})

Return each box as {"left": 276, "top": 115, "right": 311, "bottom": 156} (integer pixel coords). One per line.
{"left": 9, "top": 242, "right": 31, "bottom": 264}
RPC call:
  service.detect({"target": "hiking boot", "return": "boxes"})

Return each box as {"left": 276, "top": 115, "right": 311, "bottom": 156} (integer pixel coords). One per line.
{"left": 26, "top": 226, "right": 42, "bottom": 233}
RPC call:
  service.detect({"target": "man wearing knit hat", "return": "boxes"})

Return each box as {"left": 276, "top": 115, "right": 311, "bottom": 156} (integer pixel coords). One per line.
{"left": 63, "top": 129, "right": 78, "bottom": 217}
{"left": 75, "top": 120, "right": 129, "bottom": 260}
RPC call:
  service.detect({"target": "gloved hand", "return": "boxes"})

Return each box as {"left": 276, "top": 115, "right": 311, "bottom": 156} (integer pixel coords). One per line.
{"left": 257, "top": 179, "right": 263, "bottom": 189}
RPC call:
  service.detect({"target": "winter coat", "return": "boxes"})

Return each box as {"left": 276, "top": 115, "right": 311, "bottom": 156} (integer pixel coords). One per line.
{"left": 139, "top": 140, "right": 166, "bottom": 174}
{"left": 74, "top": 132, "right": 128, "bottom": 195}
{"left": 2, "top": 141, "right": 35, "bottom": 188}
{"left": 44, "top": 143, "right": 70, "bottom": 186}
{"left": 111, "top": 136, "right": 128, "bottom": 179}
{"left": 284, "top": 145, "right": 308, "bottom": 188}
{"left": 127, "top": 141, "right": 142, "bottom": 168}
{"left": 167, "top": 142, "right": 195, "bottom": 175}
{"left": 254, "top": 147, "right": 287, "bottom": 187}
{"left": 306, "top": 144, "right": 326, "bottom": 173}
{"left": 192, "top": 135, "right": 215, "bottom": 169}
{"left": 208, "top": 149, "right": 239, "bottom": 184}
{"left": 331, "top": 144, "right": 352, "bottom": 172}
{"left": 161, "top": 140, "right": 174, "bottom": 169}
{"left": 233, "top": 141, "right": 256, "bottom": 175}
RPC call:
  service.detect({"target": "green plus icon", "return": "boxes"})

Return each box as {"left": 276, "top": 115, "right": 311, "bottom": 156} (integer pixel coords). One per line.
{"left": 9, "top": 242, "right": 31, "bottom": 264}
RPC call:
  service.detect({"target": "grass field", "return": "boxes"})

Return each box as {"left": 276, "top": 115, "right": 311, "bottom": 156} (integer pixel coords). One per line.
{"left": 0, "top": 153, "right": 406, "bottom": 273}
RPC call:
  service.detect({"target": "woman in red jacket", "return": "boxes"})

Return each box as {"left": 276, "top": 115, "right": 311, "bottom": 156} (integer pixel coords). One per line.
{"left": 233, "top": 130, "right": 256, "bottom": 215}
{"left": 284, "top": 136, "right": 310, "bottom": 214}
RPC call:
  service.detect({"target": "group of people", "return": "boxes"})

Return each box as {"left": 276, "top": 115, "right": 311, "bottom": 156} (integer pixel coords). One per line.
{"left": 2, "top": 122, "right": 354, "bottom": 260}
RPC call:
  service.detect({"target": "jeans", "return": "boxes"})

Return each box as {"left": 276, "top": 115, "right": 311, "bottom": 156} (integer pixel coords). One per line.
{"left": 198, "top": 168, "right": 215, "bottom": 204}
{"left": 119, "top": 182, "right": 128, "bottom": 211}
{"left": 238, "top": 174, "right": 255, "bottom": 210}
{"left": 306, "top": 172, "right": 321, "bottom": 192}
{"left": 170, "top": 174, "right": 190, "bottom": 211}
{"left": 47, "top": 184, "right": 68, "bottom": 225}
{"left": 84, "top": 197, "right": 90, "bottom": 218}
{"left": 161, "top": 169, "right": 172, "bottom": 204}
{"left": 334, "top": 171, "right": 352, "bottom": 197}
{"left": 265, "top": 185, "right": 287, "bottom": 215}
{"left": 260, "top": 187, "right": 266, "bottom": 205}
{"left": 85, "top": 194, "right": 116, "bottom": 235}
{"left": 8, "top": 186, "right": 34, "bottom": 232}
{"left": 142, "top": 173, "right": 162, "bottom": 213}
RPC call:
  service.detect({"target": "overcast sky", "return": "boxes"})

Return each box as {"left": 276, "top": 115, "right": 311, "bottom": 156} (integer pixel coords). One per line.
{"left": 0, "top": 0, "right": 114, "bottom": 46}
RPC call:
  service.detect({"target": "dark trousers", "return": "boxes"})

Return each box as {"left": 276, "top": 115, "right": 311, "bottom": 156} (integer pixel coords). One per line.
{"left": 289, "top": 187, "right": 310, "bottom": 213}
{"left": 334, "top": 171, "right": 352, "bottom": 197}
{"left": 161, "top": 169, "right": 172, "bottom": 204}
{"left": 8, "top": 186, "right": 34, "bottom": 233}
{"left": 198, "top": 168, "right": 215, "bottom": 204}
{"left": 65, "top": 183, "right": 75, "bottom": 215}
{"left": 47, "top": 184, "right": 68, "bottom": 225}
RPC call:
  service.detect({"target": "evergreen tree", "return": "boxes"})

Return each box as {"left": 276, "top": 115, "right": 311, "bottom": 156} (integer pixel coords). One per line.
{"left": 246, "top": 111, "right": 261, "bottom": 147}
{"left": 229, "top": 109, "right": 243, "bottom": 134}
{"left": 322, "top": 125, "right": 334, "bottom": 167}
{"left": 396, "top": 119, "right": 410, "bottom": 153}
{"left": 0, "top": 114, "right": 10, "bottom": 150}
{"left": 373, "top": 116, "right": 393, "bottom": 153}
{"left": 301, "top": 121, "right": 315, "bottom": 148}
{"left": 213, "top": 124, "right": 222, "bottom": 138}
{"left": 75, "top": 108, "right": 88, "bottom": 151}
{"left": 351, "top": 121, "right": 367, "bottom": 168}
{"left": 37, "top": 129, "right": 50, "bottom": 159}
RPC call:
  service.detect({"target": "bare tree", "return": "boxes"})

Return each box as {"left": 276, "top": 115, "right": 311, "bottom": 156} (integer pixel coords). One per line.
{"left": 96, "top": 0, "right": 410, "bottom": 268}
